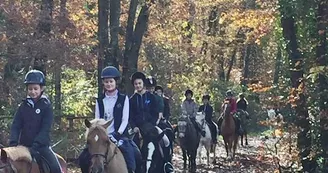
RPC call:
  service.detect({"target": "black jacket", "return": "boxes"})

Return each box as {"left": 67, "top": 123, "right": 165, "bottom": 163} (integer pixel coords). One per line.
{"left": 129, "top": 91, "right": 158, "bottom": 128}
{"left": 198, "top": 104, "right": 213, "bottom": 122}
{"left": 10, "top": 95, "right": 53, "bottom": 149}
{"left": 237, "top": 98, "right": 248, "bottom": 111}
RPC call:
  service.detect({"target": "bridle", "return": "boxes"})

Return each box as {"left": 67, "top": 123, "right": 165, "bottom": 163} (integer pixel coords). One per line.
{"left": 89, "top": 141, "right": 118, "bottom": 167}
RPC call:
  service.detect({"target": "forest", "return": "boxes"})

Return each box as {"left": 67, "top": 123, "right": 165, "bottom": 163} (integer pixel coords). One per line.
{"left": 0, "top": 0, "right": 327, "bottom": 172}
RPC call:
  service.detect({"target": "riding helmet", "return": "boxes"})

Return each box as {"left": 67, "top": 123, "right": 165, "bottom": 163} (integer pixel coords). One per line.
{"left": 202, "top": 94, "right": 210, "bottom": 100}
{"left": 226, "top": 90, "right": 233, "bottom": 97}
{"left": 130, "top": 72, "right": 146, "bottom": 84}
{"left": 101, "top": 66, "right": 120, "bottom": 79}
{"left": 155, "top": 85, "right": 163, "bottom": 92}
{"left": 24, "top": 70, "right": 46, "bottom": 86}
{"left": 145, "top": 76, "right": 157, "bottom": 87}
{"left": 185, "top": 89, "right": 193, "bottom": 96}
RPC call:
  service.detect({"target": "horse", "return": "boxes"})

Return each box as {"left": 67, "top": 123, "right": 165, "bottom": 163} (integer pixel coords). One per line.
{"left": 0, "top": 145, "right": 67, "bottom": 173}
{"left": 140, "top": 127, "right": 167, "bottom": 173}
{"left": 177, "top": 114, "right": 200, "bottom": 172}
{"left": 84, "top": 118, "right": 128, "bottom": 173}
{"left": 195, "top": 112, "right": 217, "bottom": 166}
{"left": 220, "top": 100, "right": 238, "bottom": 160}
{"left": 237, "top": 109, "right": 250, "bottom": 146}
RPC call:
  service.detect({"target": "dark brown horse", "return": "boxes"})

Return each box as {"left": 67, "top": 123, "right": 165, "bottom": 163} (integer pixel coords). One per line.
{"left": 220, "top": 101, "right": 238, "bottom": 160}
{"left": 0, "top": 146, "right": 67, "bottom": 173}
{"left": 238, "top": 109, "right": 250, "bottom": 146}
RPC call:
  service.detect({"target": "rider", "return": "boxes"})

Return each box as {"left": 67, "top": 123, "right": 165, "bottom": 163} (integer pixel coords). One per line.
{"left": 237, "top": 93, "right": 249, "bottom": 118}
{"left": 181, "top": 89, "right": 205, "bottom": 137}
{"left": 155, "top": 85, "right": 171, "bottom": 122}
{"left": 145, "top": 76, "right": 164, "bottom": 124}
{"left": 218, "top": 90, "right": 243, "bottom": 135}
{"left": 198, "top": 94, "right": 217, "bottom": 144}
{"left": 9, "top": 70, "right": 62, "bottom": 173}
{"left": 129, "top": 72, "right": 173, "bottom": 172}
{"left": 78, "top": 66, "right": 138, "bottom": 173}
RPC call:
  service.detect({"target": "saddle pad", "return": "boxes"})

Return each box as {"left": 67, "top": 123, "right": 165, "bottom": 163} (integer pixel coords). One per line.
{"left": 3, "top": 146, "right": 32, "bottom": 162}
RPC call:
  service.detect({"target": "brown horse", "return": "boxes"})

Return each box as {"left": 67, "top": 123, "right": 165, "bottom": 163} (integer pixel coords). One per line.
{"left": 0, "top": 146, "right": 67, "bottom": 173}
{"left": 220, "top": 101, "right": 238, "bottom": 160}
{"left": 84, "top": 118, "right": 128, "bottom": 173}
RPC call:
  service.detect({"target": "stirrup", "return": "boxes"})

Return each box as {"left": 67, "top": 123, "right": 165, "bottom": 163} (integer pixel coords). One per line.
{"left": 164, "top": 162, "right": 174, "bottom": 173}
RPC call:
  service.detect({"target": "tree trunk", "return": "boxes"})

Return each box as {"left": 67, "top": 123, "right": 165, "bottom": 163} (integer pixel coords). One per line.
{"left": 33, "top": 0, "right": 54, "bottom": 75}
{"left": 122, "top": 2, "right": 152, "bottom": 95}
{"left": 317, "top": 0, "right": 328, "bottom": 171}
{"left": 97, "top": 0, "right": 110, "bottom": 98}
{"left": 273, "top": 45, "right": 281, "bottom": 85}
{"left": 226, "top": 47, "right": 237, "bottom": 81}
{"left": 242, "top": 44, "right": 251, "bottom": 85}
{"left": 109, "top": 0, "right": 120, "bottom": 68}
{"left": 280, "top": 1, "right": 315, "bottom": 171}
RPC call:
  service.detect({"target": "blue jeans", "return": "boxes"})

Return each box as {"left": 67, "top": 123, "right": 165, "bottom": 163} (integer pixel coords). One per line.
{"left": 119, "top": 138, "right": 136, "bottom": 171}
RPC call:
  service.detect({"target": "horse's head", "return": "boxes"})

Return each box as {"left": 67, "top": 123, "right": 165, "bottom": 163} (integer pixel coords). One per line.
{"left": 0, "top": 150, "right": 14, "bottom": 173}
{"left": 195, "top": 112, "right": 205, "bottom": 126}
{"left": 141, "top": 131, "right": 166, "bottom": 173}
{"left": 177, "top": 114, "right": 189, "bottom": 138}
{"left": 85, "top": 119, "right": 113, "bottom": 173}
{"left": 223, "top": 100, "right": 232, "bottom": 117}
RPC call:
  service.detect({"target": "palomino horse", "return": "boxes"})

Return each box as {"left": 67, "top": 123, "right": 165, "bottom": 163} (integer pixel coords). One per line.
{"left": 84, "top": 119, "right": 128, "bottom": 173}
{"left": 195, "top": 112, "right": 217, "bottom": 166}
{"left": 0, "top": 146, "right": 67, "bottom": 173}
{"left": 237, "top": 109, "right": 250, "bottom": 146}
{"left": 177, "top": 114, "right": 200, "bottom": 172}
{"left": 220, "top": 101, "right": 238, "bottom": 160}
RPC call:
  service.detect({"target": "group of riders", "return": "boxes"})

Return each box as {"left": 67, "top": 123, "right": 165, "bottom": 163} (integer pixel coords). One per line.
{"left": 7, "top": 66, "right": 250, "bottom": 173}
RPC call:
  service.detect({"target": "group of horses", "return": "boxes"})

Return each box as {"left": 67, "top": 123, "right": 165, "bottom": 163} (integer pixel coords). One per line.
{"left": 177, "top": 100, "right": 250, "bottom": 173}
{"left": 0, "top": 101, "right": 249, "bottom": 173}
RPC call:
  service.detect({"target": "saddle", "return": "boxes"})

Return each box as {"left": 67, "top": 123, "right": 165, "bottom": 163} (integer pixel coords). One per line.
{"left": 33, "top": 153, "right": 60, "bottom": 173}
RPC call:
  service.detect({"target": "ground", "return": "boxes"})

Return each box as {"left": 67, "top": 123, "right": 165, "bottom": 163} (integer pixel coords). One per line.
{"left": 67, "top": 136, "right": 277, "bottom": 173}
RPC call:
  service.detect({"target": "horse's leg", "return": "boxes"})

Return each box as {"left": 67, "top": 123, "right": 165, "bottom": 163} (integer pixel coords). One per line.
{"left": 245, "top": 130, "right": 248, "bottom": 145}
{"left": 182, "top": 149, "right": 187, "bottom": 169}
{"left": 197, "top": 143, "right": 202, "bottom": 165}
{"left": 223, "top": 137, "right": 229, "bottom": 158}
{"left": 240, "top": 133, "right": 244, "bottom": 146}
{"left": 212, "top": 144, "right": 217, "bottom": 164}
{"left": 206, "top": 147, "right": 210, "bottom": 166}
{"left": 190, "top": 150, "right": 197, "bottom": 173}
{"left": 232, "top": 135, "right": 238, "bottom": 159}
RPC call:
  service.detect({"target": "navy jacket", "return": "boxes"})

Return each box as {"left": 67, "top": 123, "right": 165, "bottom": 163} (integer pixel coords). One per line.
{"left": 10, "top": 95, "right": 53, "bottom": 148}
{"left": 129, "top": 91, "right": 158, "bottom": 128}
{"left": 198, "top": 104, "right": 213, "bottom": 122}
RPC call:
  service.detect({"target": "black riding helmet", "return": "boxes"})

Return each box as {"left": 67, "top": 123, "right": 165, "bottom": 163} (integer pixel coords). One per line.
{"left": 226, "top": 90, "right": 233, "bottom": 97}
{"left": 202, "top": 94, "right": 210, "bottom": 100}
{"left": 145, "top": 76, "right": 157, "bottom": 87}
{"left": 101, "top": 66, "right": 120, "bottom": 80}
{"left": 130, "top": 72, "right": 146, "bottom": 84}
{"left": 24, "top": 70, "right": 46, "bottom": 86}
{"left": 155, "top": 85, "right": 163, "bottom": 92}
{"left": 185, "top": 89, "right": 193, "bottom": 96}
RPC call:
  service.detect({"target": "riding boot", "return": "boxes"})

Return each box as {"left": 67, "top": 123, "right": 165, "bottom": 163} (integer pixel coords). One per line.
{"left": 78, "top": 148, "right": 90, "bottom": 173}
{"left": 235, "top": 118, "right": 243, "bottom": 135}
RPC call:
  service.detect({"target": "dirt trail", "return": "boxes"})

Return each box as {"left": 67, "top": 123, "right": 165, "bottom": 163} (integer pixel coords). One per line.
{"left": 68, "top": 136, "right": 277, "bottom": 173}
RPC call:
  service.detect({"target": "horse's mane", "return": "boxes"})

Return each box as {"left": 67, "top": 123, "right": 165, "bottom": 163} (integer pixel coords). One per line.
{"left": 2, "top": 146, "right": 32, "bottom": 162}
{"left": 85, "top": 118, "right": 109, "bottom": 140}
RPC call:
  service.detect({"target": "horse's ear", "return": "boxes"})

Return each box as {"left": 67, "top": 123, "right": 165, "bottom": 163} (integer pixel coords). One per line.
{"left": 85, "top": 119, "right": 91, "bottom": 128}
{"left": 0, "top": 149, "right": 8, "bottom": 163}
{"left": 103, "top": 119, "right": 113, "bottom": 129}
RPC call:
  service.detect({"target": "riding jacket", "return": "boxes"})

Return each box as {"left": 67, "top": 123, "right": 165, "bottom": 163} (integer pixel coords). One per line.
{"left": 181, "top": 99, "right": 198, "bottom": 118}
{"left": 237, "top": 98, "right": 248, "bottom": 111}
{"left": 129, "top": 91, "right": 159, "bottom": 128}
{"left": 163, "top": 96, "right": 171, "bottom": 120}
{"left": 222, "top": 97, "right": 237, "bottom": 115}
{"left": 198, "top": 103, "right": 214, "bottom": 122}
{"left": 10, "top": 95, "right": 53, "bottom": 148}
